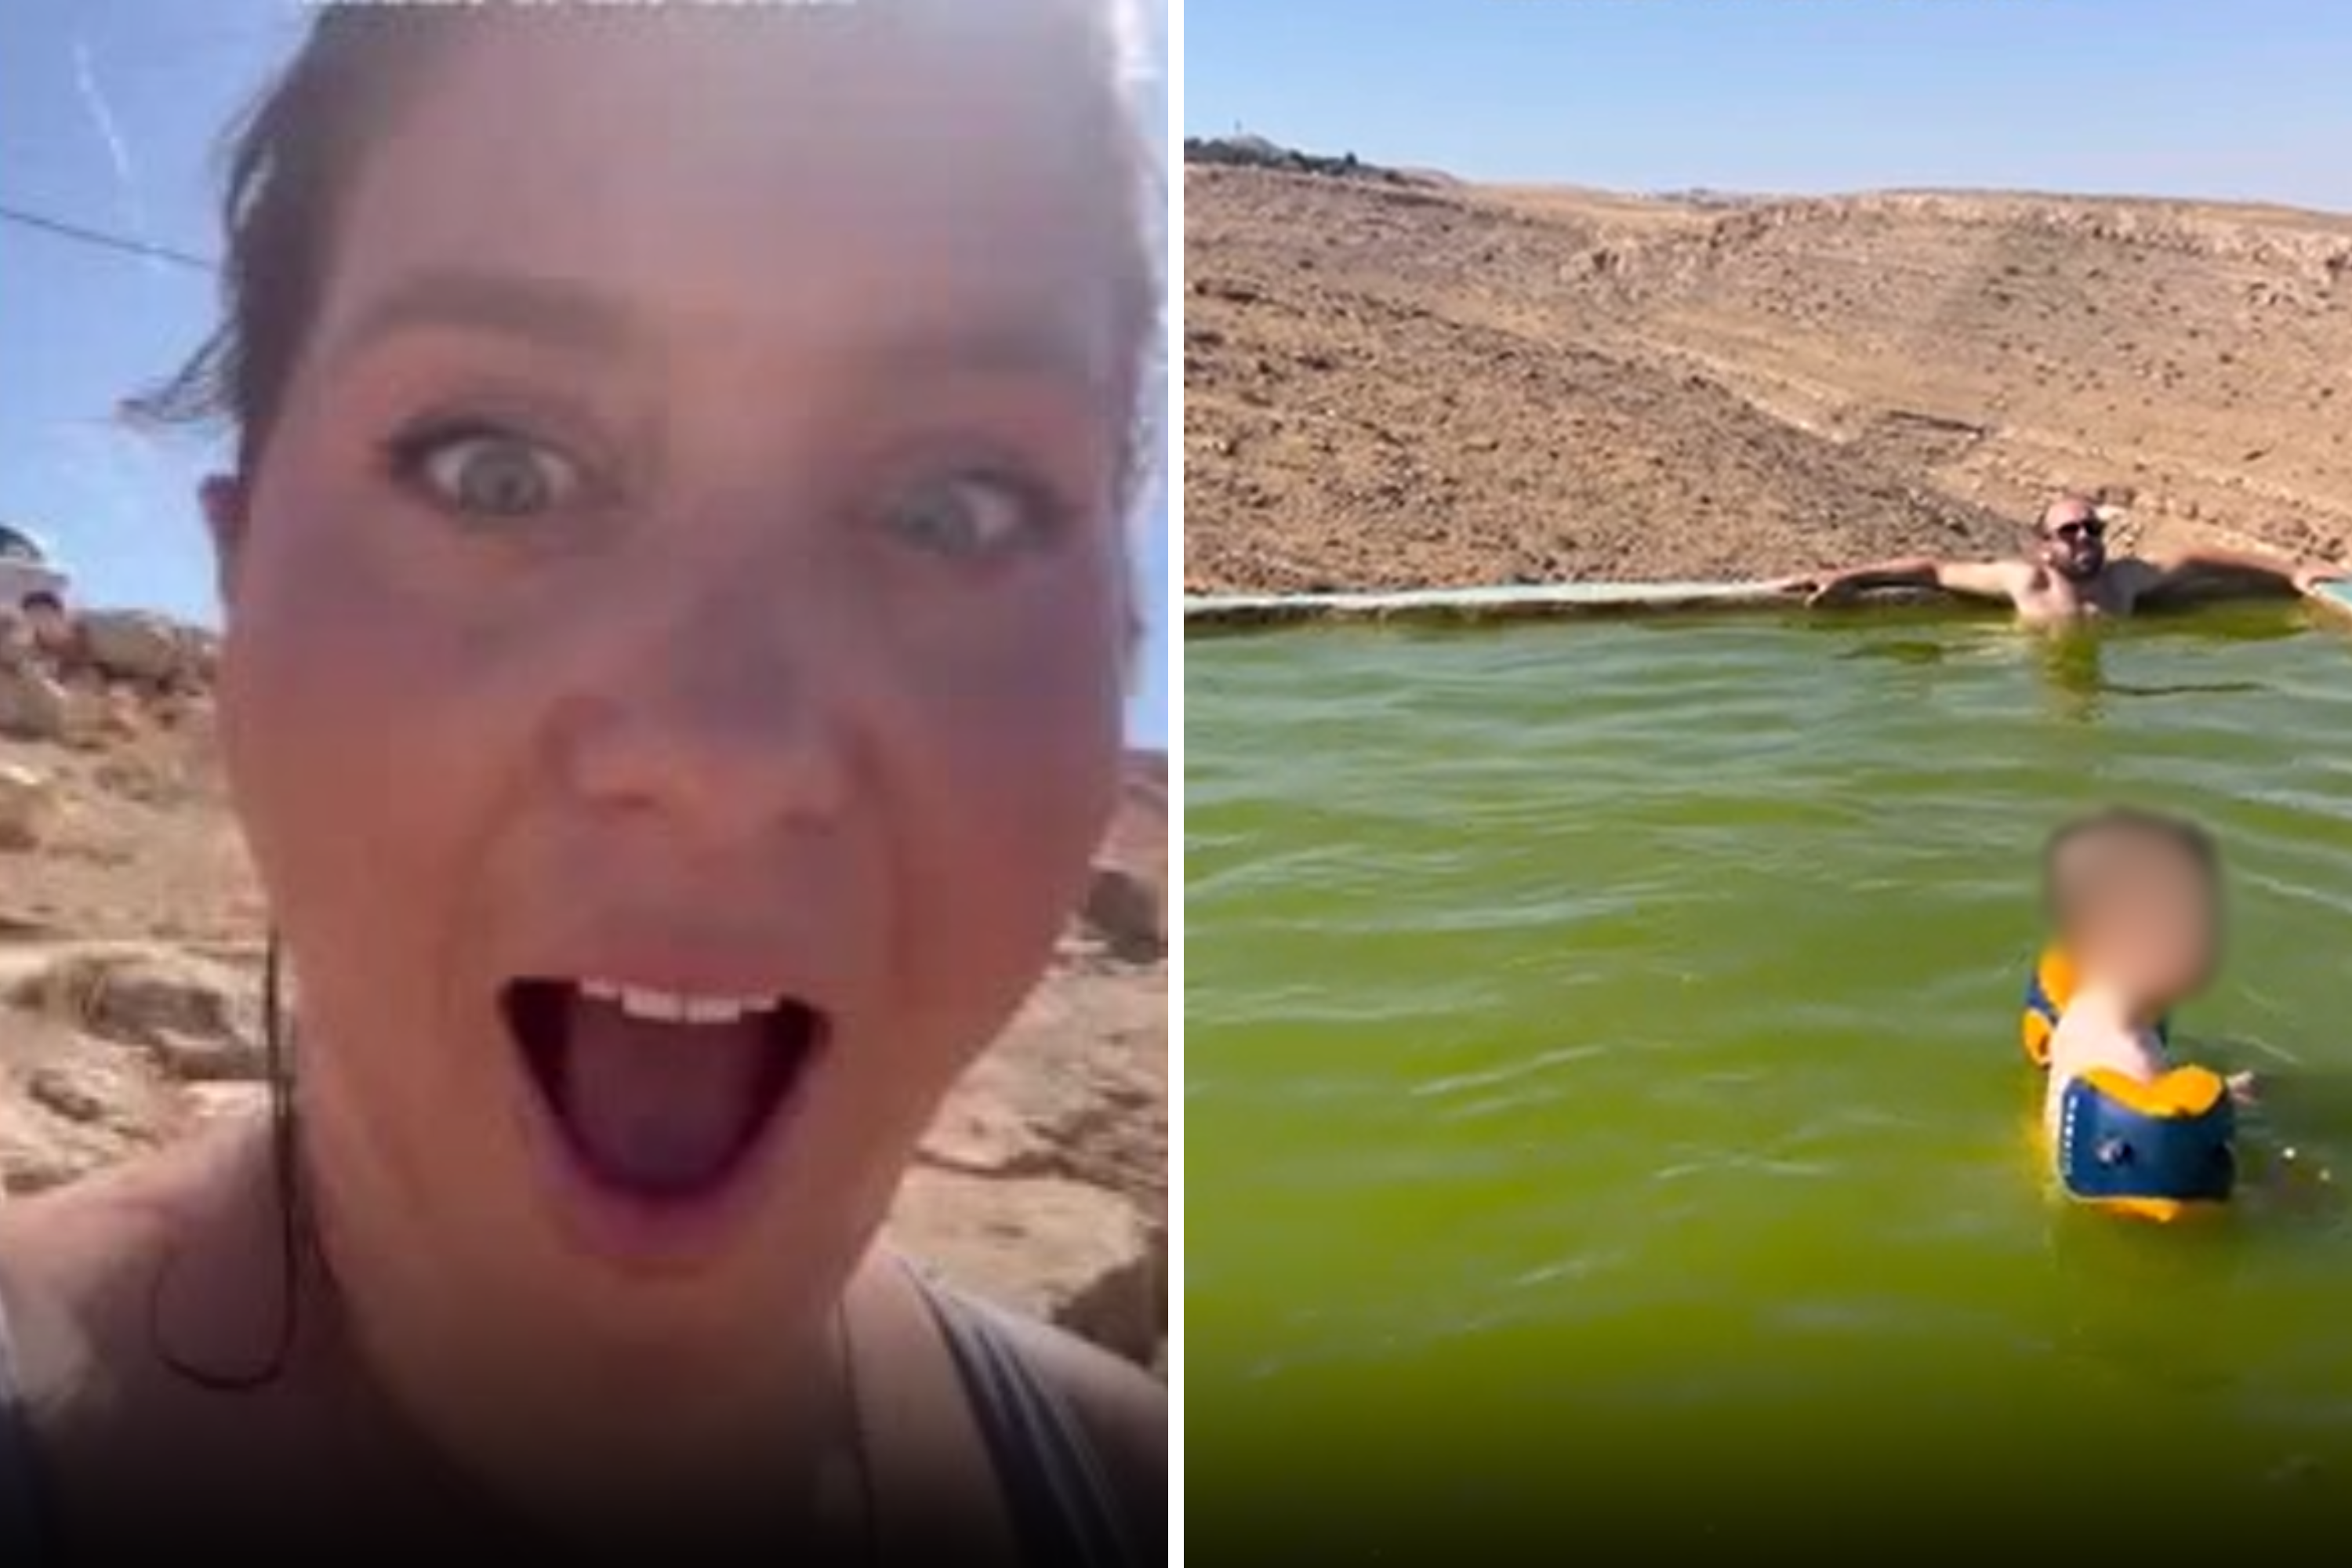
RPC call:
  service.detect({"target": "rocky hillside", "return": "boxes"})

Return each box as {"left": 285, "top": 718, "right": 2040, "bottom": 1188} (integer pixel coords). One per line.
{"left": 0, "top": 617, "right": 1168, "bottom": 1368}
{"left": 1186, "top": 152, "right": 2352, "bottom": 591}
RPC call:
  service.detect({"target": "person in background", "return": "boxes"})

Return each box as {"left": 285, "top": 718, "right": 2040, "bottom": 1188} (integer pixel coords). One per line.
{"left": 0, "top": 0, "right": 1163, "bottom": 1559}
{"left": 1777, "top": 493, "right": 2343, "bottom": 623}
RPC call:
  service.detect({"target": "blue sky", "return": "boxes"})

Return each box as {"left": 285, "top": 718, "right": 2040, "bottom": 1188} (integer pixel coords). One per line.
{"left": 0, "top": 0, "right": 1170, "bottom": 746}
{"left": 1186, "top": 0, "right": 2352, "bottom": 213}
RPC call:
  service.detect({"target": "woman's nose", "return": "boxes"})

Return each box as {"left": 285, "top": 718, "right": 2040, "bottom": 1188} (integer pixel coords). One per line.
{"left": 557, "top": 592, "right": 855, "bottom": 844}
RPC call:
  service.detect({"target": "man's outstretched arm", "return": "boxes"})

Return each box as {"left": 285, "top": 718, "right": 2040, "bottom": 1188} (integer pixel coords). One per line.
{"left": 2141, "top": 545, "right": 2343, "bottom": 601}
{"left": 1773, "top": 557, "right": 2024, "bottom": 606}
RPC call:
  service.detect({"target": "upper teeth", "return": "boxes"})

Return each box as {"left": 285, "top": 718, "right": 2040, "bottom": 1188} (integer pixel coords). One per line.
{"left": 579, "top": 981, "right": 779, "bottom": 1025}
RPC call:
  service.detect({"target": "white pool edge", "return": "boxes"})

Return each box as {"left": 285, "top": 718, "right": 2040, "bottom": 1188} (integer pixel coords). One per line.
{"left": 1184, "top": 580, "right": 2352, "bottom": 628}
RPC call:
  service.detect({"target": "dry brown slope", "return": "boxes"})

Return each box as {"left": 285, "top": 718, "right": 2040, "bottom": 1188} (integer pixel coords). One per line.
{"left": 1185, "top": 164, "right": 2352, "bottom": 591}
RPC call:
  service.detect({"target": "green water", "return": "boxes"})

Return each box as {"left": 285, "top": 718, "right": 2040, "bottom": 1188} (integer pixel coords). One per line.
{"left": 1187, "top": 607, "right": 2352, "bottom": 1555}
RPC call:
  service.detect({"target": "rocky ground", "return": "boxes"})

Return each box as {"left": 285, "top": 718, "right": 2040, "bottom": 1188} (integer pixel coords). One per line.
{"left": 1185, "top": 147, "right": 2352, "bottom": 592}
{"left": 0, "top": 627, "right": 1168, "bottom": 1369}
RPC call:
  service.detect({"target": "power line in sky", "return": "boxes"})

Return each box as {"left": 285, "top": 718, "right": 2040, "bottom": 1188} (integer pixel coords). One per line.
{"left": 0, "top": 202, "right": 216, "bottom": 274}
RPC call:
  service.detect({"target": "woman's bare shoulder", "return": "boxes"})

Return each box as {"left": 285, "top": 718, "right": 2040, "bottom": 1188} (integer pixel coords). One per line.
{"left": 0, "top": 1130, "right": 256, "bottom": 1377}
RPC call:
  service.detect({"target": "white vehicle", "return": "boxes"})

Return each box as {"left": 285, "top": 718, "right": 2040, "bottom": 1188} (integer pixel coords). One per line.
{"left": 0, "top": 524, "right": 67, "bottom": 610}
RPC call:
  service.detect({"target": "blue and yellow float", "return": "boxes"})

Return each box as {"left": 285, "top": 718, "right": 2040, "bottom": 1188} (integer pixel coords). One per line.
{"left": 2021, "top": 946, "right": 2233, "bottom": 1222}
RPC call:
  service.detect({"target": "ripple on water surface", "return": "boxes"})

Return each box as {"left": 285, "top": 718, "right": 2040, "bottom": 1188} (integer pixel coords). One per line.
{"left": 1189, "top": 608, "right": 2352, "bottom": 1549}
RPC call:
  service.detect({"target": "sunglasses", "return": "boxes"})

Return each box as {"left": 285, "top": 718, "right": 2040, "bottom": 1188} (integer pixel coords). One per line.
{"left": 2046, "top": 520, "right": 2105, "bottom": 543}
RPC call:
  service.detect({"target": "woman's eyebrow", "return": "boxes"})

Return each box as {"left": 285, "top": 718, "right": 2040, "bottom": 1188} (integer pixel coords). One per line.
{"left": 324, "top": 269, "right": 641, "bottom": 371}
{"left": 324, "top": 267, "right": 1112, "bottom": 390}
{"left": 863, "top": 320, "right": 1112, "bottom": 391}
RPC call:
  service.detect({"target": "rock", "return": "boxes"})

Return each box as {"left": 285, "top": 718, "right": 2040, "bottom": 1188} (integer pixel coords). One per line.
{"left": 176, "top": 627, "right": 222, "bottom": 687}
{"left": 889, "top": 1169, "right": 1161, "bottom": 1365}
{"left": 0, "top": 763, "right": 59, "bottom": 849}
{"left": 78, "top": 611, "right": 187, "bottom": 688}
{"left": 1080, "top": 864, "right": 1165, "bottom": 963}
{"left": 8, "top": 946, "right": 263, "bottom": 1080}
{"left": 93, "top": 953, "right": 263, "bottom": 1080}
{"left": 97, "top": 685, "right": 146, "bottom": 739}
{"left": 26, "top": 1058, "right": 165, "bottom": 1142}
{"left": 0, "top": 668, "right": 67, "bottom": 742}
{"left": 185, "top": 1080, "right": 270, "bottom": 1124}
{"left": 0, "top": 1092, "right": 117, "bottom": 1194}
{"left": 144, "top": 1022, "right": 267, "bottom": 1082}
{"left": 0, "top": 1018, "right": 180, "bottom": 1194}
{"left": 920, "top": 1094, "right": 1053, "bottom": 1176}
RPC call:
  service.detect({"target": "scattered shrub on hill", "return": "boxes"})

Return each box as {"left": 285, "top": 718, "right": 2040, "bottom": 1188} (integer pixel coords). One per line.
{"left": 1182, "top": 134, "right": 1420, "bottom": 186}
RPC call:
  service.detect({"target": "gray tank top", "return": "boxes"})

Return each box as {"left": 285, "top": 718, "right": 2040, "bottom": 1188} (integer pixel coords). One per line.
{"left": 0, "top": 1278, "right": 1147, "bottom": 1566}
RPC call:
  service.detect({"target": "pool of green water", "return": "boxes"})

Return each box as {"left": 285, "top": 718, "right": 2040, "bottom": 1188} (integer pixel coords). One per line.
{"left": 1187, "top": 606, "right": 2352, "bottom": 1555}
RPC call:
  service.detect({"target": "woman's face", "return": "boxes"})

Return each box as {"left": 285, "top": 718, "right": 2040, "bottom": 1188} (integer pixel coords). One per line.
{"left": 214, "top": 9, "right": 1134, "bottom": 1331}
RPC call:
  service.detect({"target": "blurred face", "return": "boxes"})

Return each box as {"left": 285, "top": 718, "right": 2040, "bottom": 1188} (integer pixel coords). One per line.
{"left": 2064, "top": 833, "right": 2220, "bottom": 1004}
{"left": 212, "top": 9, "right": 1134, "bottom": 1338}
{"left": 2035, "top": 501, "right": 2107, "bottom": 583}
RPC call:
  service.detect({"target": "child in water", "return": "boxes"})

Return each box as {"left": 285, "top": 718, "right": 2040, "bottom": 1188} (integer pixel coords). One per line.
{"left": 2037, "top": 808, "right": 2256, "bottom": 1139}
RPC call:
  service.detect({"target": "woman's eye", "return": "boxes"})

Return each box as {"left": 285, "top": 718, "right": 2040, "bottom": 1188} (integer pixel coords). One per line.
{"left": 396, "top": 426, "right": 582, "bottom": 521}
{"left": 880, "top": 470, "right": 1062, "bottom": 562}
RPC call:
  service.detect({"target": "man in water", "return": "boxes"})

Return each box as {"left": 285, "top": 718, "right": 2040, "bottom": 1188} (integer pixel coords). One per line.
{"left": 1777, "top": 493, "right": 2343, "bottom": 622}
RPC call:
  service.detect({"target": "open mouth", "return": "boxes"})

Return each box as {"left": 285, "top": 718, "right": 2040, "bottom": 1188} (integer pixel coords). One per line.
{"left": 501, "top": 978, "right": 826, "bottom": 1205}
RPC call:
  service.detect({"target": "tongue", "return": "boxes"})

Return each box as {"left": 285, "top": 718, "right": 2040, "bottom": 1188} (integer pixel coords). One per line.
{"left": 554, "top": 994, "right": 775, "bottom": 1197}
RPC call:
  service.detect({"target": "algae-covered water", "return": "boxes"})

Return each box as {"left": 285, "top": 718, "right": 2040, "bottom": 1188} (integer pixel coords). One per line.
{"left": 1186, "top": 608, "right": 2352, "bottom": 1557}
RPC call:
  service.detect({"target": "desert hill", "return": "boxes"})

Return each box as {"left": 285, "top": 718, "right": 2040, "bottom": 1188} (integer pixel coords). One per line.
{"left": 1185, "top": 146, "right": 2352, "bottom": 592}
{"left": 0, "top": 623, "right": 1167, "bottom": 1368}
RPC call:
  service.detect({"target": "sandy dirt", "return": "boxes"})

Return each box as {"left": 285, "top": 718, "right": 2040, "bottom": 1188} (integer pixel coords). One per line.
{"left": 1185, "top": 157, "right": 2352, "bottom": 592}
